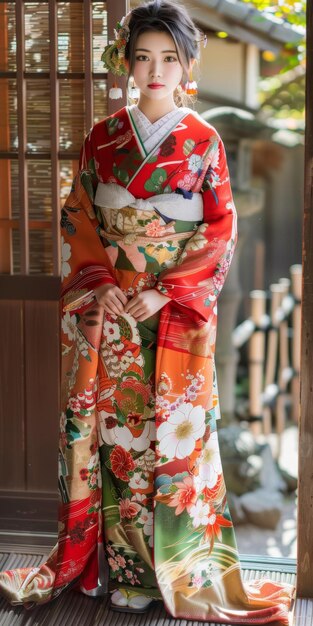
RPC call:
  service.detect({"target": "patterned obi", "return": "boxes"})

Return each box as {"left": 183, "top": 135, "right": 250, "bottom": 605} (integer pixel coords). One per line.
{"left": 94, "top": 182, "right": 203, "bottom": 276}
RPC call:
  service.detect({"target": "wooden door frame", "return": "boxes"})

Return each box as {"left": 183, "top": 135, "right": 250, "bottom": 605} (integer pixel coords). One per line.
{"left": 297, "top": 0, "right": 313, "bottom": 599}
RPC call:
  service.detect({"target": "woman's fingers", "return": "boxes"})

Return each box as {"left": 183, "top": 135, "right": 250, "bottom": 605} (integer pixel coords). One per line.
{"left": 98, "top": 297, "right": 121, "bottom": 313}
{"left": 125, "top": 303, "right": 144, "bottom": 317}
{"left": 102, "top": 302, "right": 121, "bottom": 316}
{"left": 134, "top": 313, "right": 149, "bottom": 322}
{"left": 94, "top": 285, "right": 127, "bottom": 305}
{"left": 94, "top": 285, "right": 128, "bottom": 315}
{"left": 110, "top": 294, "right": 124, "bottom": 312}
{"left": 116, "top": 290, "right": 128, "bottom": 306}
{"left": 124, "top": 295, "right": 140, "bottom": 314}
{"left": 124, "top": 298, "right": 139, "bottom": 312}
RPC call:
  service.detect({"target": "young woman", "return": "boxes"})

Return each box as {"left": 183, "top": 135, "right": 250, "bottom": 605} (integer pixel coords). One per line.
{"left": 0, "top": 0, "right": 294, "bottom": 622}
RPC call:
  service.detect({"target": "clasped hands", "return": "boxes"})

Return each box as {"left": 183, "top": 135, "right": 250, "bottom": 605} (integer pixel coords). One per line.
{"left": 93, "top": 284, "right": 170, "bottom": 322}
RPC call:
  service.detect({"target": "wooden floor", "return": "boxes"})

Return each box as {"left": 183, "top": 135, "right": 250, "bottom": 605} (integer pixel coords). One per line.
{"left": 0, "top": 547, "right": 311, "bottom": 626}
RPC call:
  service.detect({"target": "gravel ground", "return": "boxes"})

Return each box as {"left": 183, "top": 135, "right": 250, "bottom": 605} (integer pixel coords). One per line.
{"left": 232, "top": 425, "right": 298, "bottom": 558}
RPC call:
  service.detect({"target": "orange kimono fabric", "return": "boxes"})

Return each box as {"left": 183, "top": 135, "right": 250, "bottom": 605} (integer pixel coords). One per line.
{"left": 0, "top": 106, "right": 294, "bottom": 624}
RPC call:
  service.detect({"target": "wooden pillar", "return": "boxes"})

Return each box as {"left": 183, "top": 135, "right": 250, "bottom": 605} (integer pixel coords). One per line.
{"left": 297, "top": 0, "right": 313, "bottom": 598}
{"left": 248, "top": 290, "right": 266, "bottom": 436}
{"left": 290, "top": 264, "right": 302, "bottom": 422}
{"left": 262, "top": 284, "right": 282, "bottom": 437}
{"left": 0, "top": 2, "right": 12, "bottom": 273}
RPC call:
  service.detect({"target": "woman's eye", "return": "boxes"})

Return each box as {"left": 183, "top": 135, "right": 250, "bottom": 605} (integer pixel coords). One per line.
{"left": 136, "top": 55, "right": 149, "bottom": 61}
{"left": 164, "top": 56, "right": 177, "bottom": 62}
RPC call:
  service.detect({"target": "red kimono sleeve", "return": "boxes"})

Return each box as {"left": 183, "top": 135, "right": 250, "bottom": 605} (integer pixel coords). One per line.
{"left": 155, "top": 135, "right": 238, "bottom": 323}
{"left": 60, "top": 131, "right": 117, "bottom": 313}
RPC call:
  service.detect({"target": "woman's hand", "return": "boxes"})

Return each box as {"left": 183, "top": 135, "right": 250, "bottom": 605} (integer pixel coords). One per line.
{"left": 124, "top": 289, "right": 170, "bottom": 322}
{"left": 94, "top": 284, "right": 128, "bottom": 316}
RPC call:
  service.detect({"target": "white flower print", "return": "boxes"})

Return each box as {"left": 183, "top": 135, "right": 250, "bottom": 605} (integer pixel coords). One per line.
{"left": 102, "top": 320, "right": 120, "bottom": 343}
{"left": 129, "top": 472, "right": 149, "bottom": 490}
{"left": 61, "top": 311, "right": 77, "bottom": 341}
{"left": 157, "top": 402, "right": 205, "bottom": 460}
{"left": 114, "top": 342, "right": 125, "bottom": 353}
{"left": 61, "top": 236, "right": 71, "bottom": 280}
{"left": 89, "top": 471, "right": 98, "bottom": 488}
{"left": 99, "top": 418, "right": 133, "bottom": 449}
{"left": 194, "top": 432, "right": 222, "bottom": 492}
{"left": 138, "top": 507, "right": 153, "bottom": 544}
{"left": 188, "top": 154, "right": 203, "bottom": 174}
{"left": 99, "top": 417, "right": 155, "bottom": 452}
{"left": 77, "top": 332, "right": 90, "bottom": 358}
{"left": 132, "top": 421, "right": 156, "bottom": 452}
{"left": 189, "top": 500, "right": 210, "bottom": 527}
{"left": 120, "top": 351, "right": 136, "bottom": 371}
{"left": 131, "top": 493, "right": 146, "bottom": 504}
{"left": 87, "top": 452, "right": 99, "bottom": 471}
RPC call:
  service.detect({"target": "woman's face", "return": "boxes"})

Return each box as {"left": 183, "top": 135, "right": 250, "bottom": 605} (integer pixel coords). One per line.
{"left": 132, "top": 30, "right": 184, "bottom": 103}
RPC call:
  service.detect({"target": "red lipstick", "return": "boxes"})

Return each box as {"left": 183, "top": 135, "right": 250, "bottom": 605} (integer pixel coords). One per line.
{"left": 148, "top": 83, "right": 164, "bottom": 89}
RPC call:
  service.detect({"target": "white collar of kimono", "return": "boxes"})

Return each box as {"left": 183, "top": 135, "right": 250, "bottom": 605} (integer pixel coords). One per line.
{"left": 129, "top": 105, "right": 191, "bottom": 155}
{"left": 94, "top": 182, "right": 203, "bottom": 221}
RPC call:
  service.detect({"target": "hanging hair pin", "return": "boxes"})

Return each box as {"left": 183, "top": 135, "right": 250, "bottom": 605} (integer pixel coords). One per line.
{"left": 185, "top": 69, "right": 198, "bottom": 96}
{"left": 129, "top": 78, "right": 140, "bottom": 100}
{"left": 109, "top": 81, "right": 123, "bottom": 100}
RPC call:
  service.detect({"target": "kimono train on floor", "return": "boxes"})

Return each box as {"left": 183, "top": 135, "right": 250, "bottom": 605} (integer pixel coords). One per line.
{"left": 0, "top": 105, "right": 295, "bottom": 624}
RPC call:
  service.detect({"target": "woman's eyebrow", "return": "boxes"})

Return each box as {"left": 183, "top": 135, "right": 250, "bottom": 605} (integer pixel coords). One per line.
{"left": 135, "top": 48, "right": 177, "bottom": 53}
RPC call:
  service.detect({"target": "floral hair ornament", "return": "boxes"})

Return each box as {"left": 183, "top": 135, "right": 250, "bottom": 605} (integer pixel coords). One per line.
{"left": 101, "top": 11, "right": 132, "bottom": 99}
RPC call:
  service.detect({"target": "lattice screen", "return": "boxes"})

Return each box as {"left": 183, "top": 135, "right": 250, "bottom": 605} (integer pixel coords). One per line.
{"left": 0, "top": 0, "right": 108, "bottom": 275}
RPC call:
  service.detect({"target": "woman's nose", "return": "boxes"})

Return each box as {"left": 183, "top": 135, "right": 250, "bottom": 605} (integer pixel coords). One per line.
{"left": 150, "top": 60, "right": 162, "bottom": 78}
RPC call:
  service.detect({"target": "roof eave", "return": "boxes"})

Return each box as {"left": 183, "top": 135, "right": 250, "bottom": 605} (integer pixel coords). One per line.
{"left": 192, "top": 0, "right": 304, "bottom": 50}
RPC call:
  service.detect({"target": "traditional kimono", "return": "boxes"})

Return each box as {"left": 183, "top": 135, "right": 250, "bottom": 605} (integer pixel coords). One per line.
{"left": 0, "top": 105, "right": 294, "bottom": 624}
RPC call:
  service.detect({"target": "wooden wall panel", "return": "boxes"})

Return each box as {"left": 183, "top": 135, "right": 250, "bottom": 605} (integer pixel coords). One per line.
{"left": 0, "top": 301, "right": 25, "bottom": 490}
{"left": 0, "top": 491, "right": 58, "bottom": 535}
{"left": 24, "top": 301, "right": 60, "bottom": 493}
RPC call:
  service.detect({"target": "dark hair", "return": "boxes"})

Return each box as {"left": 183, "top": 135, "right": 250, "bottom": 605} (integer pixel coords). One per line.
{"left": 125, "top": 0, "right": 202, "bottom": 83}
